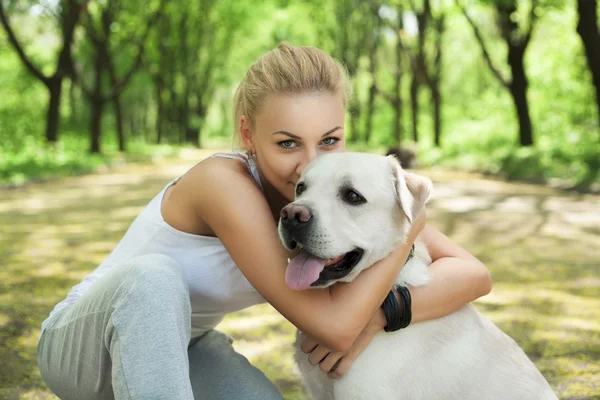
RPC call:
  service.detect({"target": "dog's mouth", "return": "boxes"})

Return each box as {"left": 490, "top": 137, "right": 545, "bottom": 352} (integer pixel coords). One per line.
{"left": 285, "top": 246, "right": 364, "bottom": 290}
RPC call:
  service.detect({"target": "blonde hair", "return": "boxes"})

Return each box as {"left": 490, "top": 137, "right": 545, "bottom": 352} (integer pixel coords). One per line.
{"left": 233, "top": 42, "right": 352, "bottom": 146}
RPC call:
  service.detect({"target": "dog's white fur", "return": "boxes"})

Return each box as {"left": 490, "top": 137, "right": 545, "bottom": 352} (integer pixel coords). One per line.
{"left": 279, "top": 153, "right": 557, "bottom": 400}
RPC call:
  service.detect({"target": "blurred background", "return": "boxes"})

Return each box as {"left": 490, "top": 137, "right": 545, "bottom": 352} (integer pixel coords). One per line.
{"left": 1, "top": 0, "right": 599, "bottom": 188}
{"left": 1, "top": 0, "right": 599, "bottom": 399}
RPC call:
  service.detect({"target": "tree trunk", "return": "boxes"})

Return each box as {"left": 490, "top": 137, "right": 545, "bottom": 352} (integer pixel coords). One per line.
{"left": 365, "top": 83, "right": 377, "bottom": 144}
{"left": 392, "top": 67, "right": 403, "bottom": 146}
{"left": 507, "top": 46, "right": 533, "bottom": 146}
{"left": 185, "top": 127, "right": 199, "bottom": 147}
{"left": 69, "top": 78, "right": 78, "bottom": 124}
{"left": 113, "top": 94, "right": 125, "bottom": 151}
{"left": 180, "top": 13, "right": 193, "bottom": 145}
{"left": 107, "top": 59, "right": 125, "bottom": 152}
{"left": 349, "top": 109, "right": 360, "bottom": 143}
{"left": 410, "top": 75, "right": 419, "bottom": 143}
{"left": 90, "top": 97, "right": 104, "bottom": 153}
{"left": 364, "top": 17, "right": 381, "bottom": 145}
{"left": 129, "top": 112, "right": 136, "bottom": 139}
{"left": 156, "top": 80, "right": 164, "bottom": 144}
{"left": 90, "top": 51, "right": 104, "bottom": 154}
{"left": 432, "top": 82, "right": 441, "bottom": 147}
{"left": 143, "top": 101, "right": 149, "bottom": 134}
{"left": 576, "top": 0, "right": 600, "bottom": 132}
{"left": 393, "top": 4, "right": 404, "bottom": 146}
{"left": 46, "top": 77, "right": 63, "bottom": 143}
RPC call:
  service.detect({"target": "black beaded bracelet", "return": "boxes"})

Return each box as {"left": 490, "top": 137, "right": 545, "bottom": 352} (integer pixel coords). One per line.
{"left": 381, "top": 285, "right": 412, "bottom": 332}
{"left": 396, "top": 285, "right": 412, "bottom": 329}
{"left": 382, "top": 289, "right": 402, "bottom": 332}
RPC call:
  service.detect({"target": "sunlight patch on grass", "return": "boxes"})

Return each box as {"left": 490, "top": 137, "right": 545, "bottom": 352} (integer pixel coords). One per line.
{"left": 34, "top": 262, "right": 68, "bottom": 277}
{"left": 0, "top": 313, "right": 9, "bottom": 327}
{"left": 433, "top": 195, "right": 492, "bottom": 213}
{"left": 219, "top": 312, "right": 287, "bottom": 332}
{"left": 493, "top": 195, "right": 539, "bottom": 212}
{"left": 232, "top": 336, "right": 291, "bottom": 360}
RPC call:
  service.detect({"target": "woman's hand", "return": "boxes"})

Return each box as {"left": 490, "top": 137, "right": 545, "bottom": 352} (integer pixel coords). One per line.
{"left": 301, "top": 312, "right": 382, "bottom": 379}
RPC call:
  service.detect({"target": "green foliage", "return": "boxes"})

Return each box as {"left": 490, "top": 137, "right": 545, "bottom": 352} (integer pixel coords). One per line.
{"left": 0, "top": 0, "right": 599, "bottom": 188}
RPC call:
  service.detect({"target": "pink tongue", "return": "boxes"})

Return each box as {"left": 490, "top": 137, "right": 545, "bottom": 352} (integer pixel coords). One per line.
{"left": 286, "top": 250, "right": 327, "bottom": 290}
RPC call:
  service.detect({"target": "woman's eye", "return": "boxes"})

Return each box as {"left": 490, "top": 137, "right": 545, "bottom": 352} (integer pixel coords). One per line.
{"left": 321, "top": 137, "right": 340, "bottom": 146}
{"left": 278, "top": 140, "right": 297, "bottom": 149}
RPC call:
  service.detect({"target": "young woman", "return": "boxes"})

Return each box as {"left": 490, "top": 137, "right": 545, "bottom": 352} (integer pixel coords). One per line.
{"left": 37, "top": 43, "right": 492, "bottom": 399}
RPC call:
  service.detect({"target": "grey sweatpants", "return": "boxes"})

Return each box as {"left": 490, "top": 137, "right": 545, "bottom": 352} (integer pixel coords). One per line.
{"left": 37, "top": 254, "right": 284, "bottom": 400}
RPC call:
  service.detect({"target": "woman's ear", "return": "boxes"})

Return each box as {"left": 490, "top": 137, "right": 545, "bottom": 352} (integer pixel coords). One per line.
{"left": 240, "top": 115, "right": 254, "bottom": 151}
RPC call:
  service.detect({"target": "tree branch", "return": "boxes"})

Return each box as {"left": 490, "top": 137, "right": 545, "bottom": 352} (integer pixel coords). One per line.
{"left": 524, "top": 0, "right": 538, "bottom": 47}
{"left": 456, "top": 0, "right": 510, "bottom": 89}
{"left": 0, "top": 3, "right": 49, "bottom": 85}
{"left": 378, "top": 88, "right": 395, "bottom": 104}
{"left": 106, "top": 0, "right": 165, "bottom": 99}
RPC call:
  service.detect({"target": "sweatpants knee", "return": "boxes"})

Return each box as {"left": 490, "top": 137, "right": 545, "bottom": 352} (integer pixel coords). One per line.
{"left": 121, "top": 254, "right": 190, "bottom": 305}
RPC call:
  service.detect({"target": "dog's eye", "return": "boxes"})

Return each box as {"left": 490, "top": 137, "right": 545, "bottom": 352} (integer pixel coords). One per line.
{"left": 296, "top": 182, "right": 307, "bottom": 197}
{"left": 343, "top": 189, "right": 365, "bottom": 205}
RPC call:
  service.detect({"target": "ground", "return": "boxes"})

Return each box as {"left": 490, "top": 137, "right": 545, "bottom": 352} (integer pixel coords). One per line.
{"left": 1, "top": 149, "right": 599, "bottom": 399}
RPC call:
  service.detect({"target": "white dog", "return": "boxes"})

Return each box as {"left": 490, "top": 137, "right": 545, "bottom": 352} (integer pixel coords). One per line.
{"left": 278, "top": 152, "right": 557, "bottom": 400}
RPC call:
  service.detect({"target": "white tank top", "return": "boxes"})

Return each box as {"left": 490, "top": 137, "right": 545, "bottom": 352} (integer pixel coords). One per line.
{"left": 41, "top": 151, "right": 267, "bottom": 337}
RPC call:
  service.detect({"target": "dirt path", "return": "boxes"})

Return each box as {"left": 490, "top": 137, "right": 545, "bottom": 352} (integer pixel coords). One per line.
{"left": 1, "top": 150, "right": 599, "bottom": 399}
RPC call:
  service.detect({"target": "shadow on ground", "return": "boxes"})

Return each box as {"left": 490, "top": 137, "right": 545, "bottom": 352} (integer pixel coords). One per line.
{"left": 1, "top": 151, "right": 599, "bottom": 399}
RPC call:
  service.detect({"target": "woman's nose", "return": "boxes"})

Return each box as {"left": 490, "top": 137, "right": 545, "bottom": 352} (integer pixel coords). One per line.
{"left": 296, "top": 149, "right": 319, "bottom": 176}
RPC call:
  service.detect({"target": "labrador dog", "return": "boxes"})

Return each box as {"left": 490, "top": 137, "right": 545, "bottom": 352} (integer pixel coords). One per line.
{"left": 278, "top": 152, "right": 557, "bottom": 400}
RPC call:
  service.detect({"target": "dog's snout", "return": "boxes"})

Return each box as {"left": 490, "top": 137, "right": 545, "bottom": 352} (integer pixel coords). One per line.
{"left": 280, "top": 204, "right": 312, "bottom": 225}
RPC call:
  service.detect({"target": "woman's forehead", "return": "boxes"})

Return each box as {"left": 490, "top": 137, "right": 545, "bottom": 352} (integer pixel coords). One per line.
{"left": 255, "top": 92, "right": 345, "bottom": 137}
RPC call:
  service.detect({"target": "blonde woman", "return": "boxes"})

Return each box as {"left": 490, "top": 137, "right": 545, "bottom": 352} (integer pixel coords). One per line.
{"left": 37, "top": 43, "right": 491, "bottom": 399}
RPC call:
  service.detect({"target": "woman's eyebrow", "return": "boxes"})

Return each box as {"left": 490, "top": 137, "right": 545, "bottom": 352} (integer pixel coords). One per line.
{"left": 272, "top": 126, "right": 342, "bottom": 139}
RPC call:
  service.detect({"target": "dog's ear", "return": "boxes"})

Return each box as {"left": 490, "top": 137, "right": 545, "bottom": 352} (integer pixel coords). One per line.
{"left": 388, "top": 155, "right": 432, "bottom": 223}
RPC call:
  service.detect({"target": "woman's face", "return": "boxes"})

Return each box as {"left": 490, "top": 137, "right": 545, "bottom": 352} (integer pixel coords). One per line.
{"left": 242, "top": 92, "right": 346, "bottom": 202}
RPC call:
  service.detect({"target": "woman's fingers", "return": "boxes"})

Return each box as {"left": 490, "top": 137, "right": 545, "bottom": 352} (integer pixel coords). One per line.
{"left": 308, "top": 345, "right": 332, "bottom": 366}
{"left": 319, "top": 351, "right": 344, "bottom": 373}
{"left": 327, "top": 354, "right": 353, "bottom": 379}
{"left": 301, "top": 336, "right": 319, "bottom": 354}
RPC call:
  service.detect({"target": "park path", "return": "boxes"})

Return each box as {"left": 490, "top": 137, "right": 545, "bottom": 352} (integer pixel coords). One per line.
{"left": 1, "top": 149, "right": 598, "bottom": 399}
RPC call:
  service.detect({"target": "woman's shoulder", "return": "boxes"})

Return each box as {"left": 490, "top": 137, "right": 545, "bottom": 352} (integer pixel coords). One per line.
{"left": 183, "top": 154, "right": 259, "bottom": 190}
{"left": 161, "top": 154, "right": 265, "bottom": 236}
{"left": 176, "top": 154, "right": 265, "bottom": 211}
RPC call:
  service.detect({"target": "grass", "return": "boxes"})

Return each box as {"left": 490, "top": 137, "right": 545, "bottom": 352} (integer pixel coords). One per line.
{"left": 0, "top": 149, "right": 599, "bottom": 399}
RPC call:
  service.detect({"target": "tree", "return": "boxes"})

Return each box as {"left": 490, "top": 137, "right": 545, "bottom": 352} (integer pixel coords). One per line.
{"left": 576, "top": 0, "right": 600, "bottom": 133}
{"left": 458, "top": 0, "right": 537, "bottom": 146}
{"left": 322, "top": 0, "right": 378, "bottom": 143}
{"left": 409, "top": 0, "right": 445, "bottom": 146}
{"left": 373, "top": 1, "right": 407, "bottom": 147}
{"left": 146, "top": 0, "right": 245, "bottom": 147}
{"left": 364, "top": 5, "right": 384, "bottom": 145}
{"left": 75, "top": 0, "right": 162, "bottom": 153}
{"left": 0, "top": 0, "right": 85, "bottom": 143}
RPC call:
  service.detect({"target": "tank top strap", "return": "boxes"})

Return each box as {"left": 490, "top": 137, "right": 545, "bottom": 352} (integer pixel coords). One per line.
{"left": 211, "top": 151, "right": 263, "bottom": 190}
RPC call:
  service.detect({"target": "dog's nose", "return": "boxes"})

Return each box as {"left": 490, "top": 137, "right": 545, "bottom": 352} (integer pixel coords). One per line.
{"left": 280, "top": 204, "right": 312, "bottom": 226}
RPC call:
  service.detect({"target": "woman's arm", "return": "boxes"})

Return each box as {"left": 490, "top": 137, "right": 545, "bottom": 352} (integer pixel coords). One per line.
{"left": 196, "top": 160, "right": 424, "bottom": 352}
{"left": 303, "top": 223, "right": 492, "bottom": 378}
{"left": 370, "top": 223, "right": 492, "bottom": 329}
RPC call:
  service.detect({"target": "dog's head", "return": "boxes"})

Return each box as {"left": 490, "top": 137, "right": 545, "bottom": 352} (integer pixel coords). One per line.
{"left": 278, "top": 152, "right": 432, "bottom": 290}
